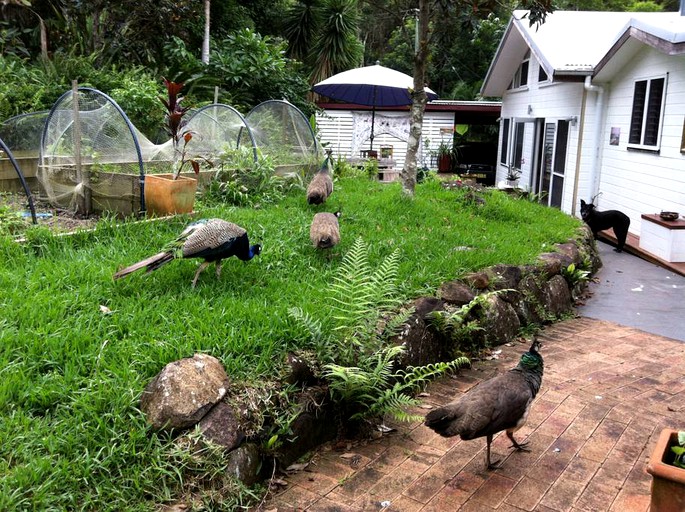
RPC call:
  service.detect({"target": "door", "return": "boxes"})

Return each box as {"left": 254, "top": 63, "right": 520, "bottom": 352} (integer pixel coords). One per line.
{"left": 534, "top": 120, "right": 569, "bottom": 208}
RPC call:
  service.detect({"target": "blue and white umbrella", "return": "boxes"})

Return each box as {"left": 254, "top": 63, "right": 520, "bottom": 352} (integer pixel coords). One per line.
{"left": 312, "top": 63, "right": 438, "bottom": 150}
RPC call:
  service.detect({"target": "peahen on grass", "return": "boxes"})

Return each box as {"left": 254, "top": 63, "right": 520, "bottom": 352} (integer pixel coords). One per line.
{"left": 113, "top": 218, "right": 261, "bottom": 288}
{"left": 310, "top": 211, "right": 341, "bottom": 249}
{"left": 424, "top": 340, "right": 543, "bottom": 469}
{"left": 306, "top": 150, "right": 334, "bottom": 205}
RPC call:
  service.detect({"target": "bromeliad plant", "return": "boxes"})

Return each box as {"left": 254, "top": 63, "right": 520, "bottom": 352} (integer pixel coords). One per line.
{"left": 160, "top": 77, "right": 201, "bottom": 179}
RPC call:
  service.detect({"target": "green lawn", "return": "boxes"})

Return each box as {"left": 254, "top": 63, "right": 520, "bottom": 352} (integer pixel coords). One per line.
{"left": 0, "top": 177, "right": 582, "bottom": 510}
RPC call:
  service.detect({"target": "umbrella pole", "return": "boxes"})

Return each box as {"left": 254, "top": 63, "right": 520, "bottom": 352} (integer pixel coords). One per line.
{"left": 370, "top": 106, "right": 375, "bottom": 151}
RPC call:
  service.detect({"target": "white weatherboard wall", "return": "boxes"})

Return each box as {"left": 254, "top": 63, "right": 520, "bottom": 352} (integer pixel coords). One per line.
{"left": 315, "top": 109, "right": 454, "bottom": 170}
{"left": 498, "top": 52, "right": 588, "bottom": 215}
{"left": 598, "top": 46, "right": 685, "bottom": 238}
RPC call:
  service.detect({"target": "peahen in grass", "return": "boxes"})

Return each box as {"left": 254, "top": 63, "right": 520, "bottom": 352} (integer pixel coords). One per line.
{"left": 424, "top": 339, "right": 543, "bottom": 469}
{"left": 113, "top": 218, "right": 261, "bottom": 288}
{"left": 310, "top": 211, "right": 341, "bottom": 249}
{"left": 306, "top": 150, "right": 334, "bottom": 205}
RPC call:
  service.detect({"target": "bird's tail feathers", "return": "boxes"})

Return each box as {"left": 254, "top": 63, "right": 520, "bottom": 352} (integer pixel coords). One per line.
{"left": 113, "top": 251, "right": 173, "bottom": 279}
{"left": 424, "top": 406, "right": 464, "bottom": 437}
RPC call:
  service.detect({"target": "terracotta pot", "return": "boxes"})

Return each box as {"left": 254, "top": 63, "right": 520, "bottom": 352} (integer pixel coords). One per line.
{"left": 144, "top": 174, "right": 197, "bottom": 217}
{"left": 438, "top": 154, "right": 451, "bottom": 173}
{"left": 647, "top": 428, "right": 685, "bottom": 512}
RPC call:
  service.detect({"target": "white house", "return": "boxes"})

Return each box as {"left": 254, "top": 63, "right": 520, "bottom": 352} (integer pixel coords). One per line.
{"left": 481, "top": 9, "right": 685, "bottom": 244}
{"left": 315, "top": 100, "right": 501, "bottom": 171}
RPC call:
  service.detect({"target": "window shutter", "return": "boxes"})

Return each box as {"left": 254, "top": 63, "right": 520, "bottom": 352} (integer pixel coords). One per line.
{"left": 629, "top": 80, "right": 647, "bottom": 145}
{"left": 644, "top": 78, "right": 664, "bottom": 146}
{"left": 500, "top": 119, "right": 510, "bottom": 164}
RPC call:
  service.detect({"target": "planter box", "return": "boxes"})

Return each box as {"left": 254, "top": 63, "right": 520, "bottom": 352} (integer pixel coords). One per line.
{"left": 647, "top": 428, "right": 685, "bottom": 512}
{"left": 144, "top": 174, "right": 197, "bottom": 217}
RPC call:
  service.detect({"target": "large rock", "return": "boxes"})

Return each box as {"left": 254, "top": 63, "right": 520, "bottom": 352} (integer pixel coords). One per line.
{"left": 542, "top": 275, "right": 573, "bottom": 318}
{"left": 438, "top": 280, "right": 475, "bottom": 306}
{"left": 516, "top": 273, "right": 548, "bottom": 326}
{"left": 393, "top": 296, "right": 449, "bottom": 367}
{"left": 480, "top": 294, "right": 521, "bottom": 346}
{"left": 198, "top": 401, "right": 245, "bottom": 451}
{"left": 140, "top": 353, "right": 229, "bottom": 431}
{"left": 226, "top": 443, "right": 262, "bottom": 486}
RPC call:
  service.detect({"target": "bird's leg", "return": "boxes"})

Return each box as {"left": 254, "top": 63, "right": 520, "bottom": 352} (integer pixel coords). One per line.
{"left": 506, "top": 431, "right": 531, "bottom": 452}
{"left": 215, "top": 260, "right": 223, "bottom": 280}
{"left": 486, "top": 434, "right": 502, "bottom": 470}
{"left": 191, "top": 261, "right": 210, "bottom": 288}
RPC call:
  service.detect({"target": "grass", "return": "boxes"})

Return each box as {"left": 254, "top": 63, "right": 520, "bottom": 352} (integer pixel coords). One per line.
{"left": 0, "top": 176, "right": 582, "bottom": 510}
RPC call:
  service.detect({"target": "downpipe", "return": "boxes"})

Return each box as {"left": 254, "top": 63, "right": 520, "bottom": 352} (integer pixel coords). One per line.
{"left": 584, "top": 75, "right": 605, "bottom": 201}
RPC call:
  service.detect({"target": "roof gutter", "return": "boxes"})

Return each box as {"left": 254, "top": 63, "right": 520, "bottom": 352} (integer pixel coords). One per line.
{"left": 584, "top": 75, "right": 605, "bottom": 201}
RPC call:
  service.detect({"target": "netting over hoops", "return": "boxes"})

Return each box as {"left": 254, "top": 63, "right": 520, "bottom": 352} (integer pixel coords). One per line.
{"left": 243, "top": 100, "right": 319, "bottom": 166}
{"left": 0, "top": 111, "right": 49, "bottom": 154}
{"left": 38, "top": 87, "right": 147, "bottom": 215}
{"left": 185, "top": 104, "right": 257, "bottom": 165}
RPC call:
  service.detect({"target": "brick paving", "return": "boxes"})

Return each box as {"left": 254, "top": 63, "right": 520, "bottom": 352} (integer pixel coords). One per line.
{"left": 260, "top": 317, "right": 685, "bottom": 511}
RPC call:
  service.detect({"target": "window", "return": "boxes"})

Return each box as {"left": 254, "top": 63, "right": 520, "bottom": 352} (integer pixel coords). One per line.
{"left": 513, "top": 122, "right": 525, "bottom": 168}
{"left": 500, "top": 118, "right": 510, "bottom": 165}
{"left": 510, "top": 51, "right": 530, "bottom": 89}
{"left": 538, "top": 65, "right": 548, "bottom": 82}
{"left": 628, "top": 76, "right": 666, "bottom": 149}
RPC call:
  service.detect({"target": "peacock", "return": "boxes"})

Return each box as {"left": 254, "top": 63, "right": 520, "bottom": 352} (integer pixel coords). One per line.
{"left": 424, "top": 339, "right": 543, "bottom": 469}
{"left": 310, "top": 211, "right": 341, "bottom": 249}
{"left": 306, "top": 150, "right": 334, "bottom": 205}
{"left": 113, "top": 218, "right": 261, "bottom": 288}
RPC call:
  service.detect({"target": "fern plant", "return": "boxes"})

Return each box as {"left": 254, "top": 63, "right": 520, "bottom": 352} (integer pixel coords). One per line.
{"left": 289, "top": 237, "right": 470, "bottom": 426}
{"left": 324, "top": 345, "right": 468, "bottom": 423}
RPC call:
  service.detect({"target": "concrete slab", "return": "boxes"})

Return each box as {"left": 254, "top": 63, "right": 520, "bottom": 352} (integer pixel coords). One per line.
{"left": 577, "top": 241, "right": 685, "bottom": 342}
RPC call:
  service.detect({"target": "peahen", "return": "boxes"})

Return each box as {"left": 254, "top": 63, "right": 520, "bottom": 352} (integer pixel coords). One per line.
{"left": 424, "top": 340, "right": 543, "bottom": 469}
{"left": 113, "top": 218, "right": 261, "bottom": 288}
{"left": 310, "top": 211, "right": 341, "bottom": 249}
{"left": 306, "top": 151, "right": 334, "bottom": 205}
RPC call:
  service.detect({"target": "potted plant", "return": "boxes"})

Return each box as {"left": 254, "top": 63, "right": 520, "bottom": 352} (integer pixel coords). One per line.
{"left": 505, "top": 165, "right": 521, "bottom": 187}
{"left": 436, "top": 141, "right": 453, "bottom": 173}
{"left": 144, "top": 78, "right": 201, "bottom": 216}
{"left": 647, "top": 428, "right": 685, "bottom": 512}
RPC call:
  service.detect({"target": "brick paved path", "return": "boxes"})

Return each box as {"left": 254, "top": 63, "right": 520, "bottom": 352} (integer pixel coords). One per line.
{"left": 261, "top": 317, "right": 685, "bottom": 512}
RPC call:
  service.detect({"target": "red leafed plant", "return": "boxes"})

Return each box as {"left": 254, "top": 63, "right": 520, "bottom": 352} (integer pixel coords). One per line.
{"left": 160, "top": 77, "right": 202, "bottom": 179}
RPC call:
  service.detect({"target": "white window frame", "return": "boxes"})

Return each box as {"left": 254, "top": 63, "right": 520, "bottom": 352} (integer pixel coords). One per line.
{"left": 628, "top": 74, "right": 667, "bottom": 151}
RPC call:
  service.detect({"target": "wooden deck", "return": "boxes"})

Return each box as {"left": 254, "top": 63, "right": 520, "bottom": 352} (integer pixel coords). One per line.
{"left": 597, "top": 229, "right": 685, "bottom": 277}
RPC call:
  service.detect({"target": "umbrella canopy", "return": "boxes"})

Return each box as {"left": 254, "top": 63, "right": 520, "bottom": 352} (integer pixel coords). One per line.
{"left": 312, "top": 64, "right": 438, "bottom": 150}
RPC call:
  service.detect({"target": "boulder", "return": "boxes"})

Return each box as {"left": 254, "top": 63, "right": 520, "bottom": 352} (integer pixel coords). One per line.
{"left": 198, "top": 401, "right": 245, "bottom": 451}
{"left": 537, "top": 251, "right": 573, "bottom": 277}
{"left": 516, "top": 274, "right": 547, "bottom": 326}
{"left": 393, "top": 297, "right": 449, "bottom": 367}
{"left": 480, "top": 295, "right": 521, "bottom": 346}
{"left": 140, "top": 353, "right": 229, "bottom": 431}
{"left": 462, "top": 271, "right": 490, "bottom": 290}
{"left": 542, "top": 275, "right": 573, "bottom": 318}
{"left": 486, "top": 264, "right": 523, "bottom": 291}
{"left": 226, "top": 443, "right": 262, "bottom": 486}
{"left": 438, "top": 280, "right": 475, "bottom": 306}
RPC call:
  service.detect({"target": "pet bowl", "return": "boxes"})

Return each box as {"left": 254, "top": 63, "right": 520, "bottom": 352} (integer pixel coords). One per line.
{"left": 659, "top": 211, "right": 679, "bottom": 221}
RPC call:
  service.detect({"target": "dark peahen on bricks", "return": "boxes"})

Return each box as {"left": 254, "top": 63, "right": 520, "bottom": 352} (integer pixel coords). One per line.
{"left": 113, "top": 218, "right": 261, "bottom": 288}
{"left": 425, "top": 340, "right": 543, "bottom": 469}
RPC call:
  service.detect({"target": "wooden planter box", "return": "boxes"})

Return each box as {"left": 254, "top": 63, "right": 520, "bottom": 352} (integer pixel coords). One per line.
{"left": 647, "top": 428, "right": 685, "bottom": 512}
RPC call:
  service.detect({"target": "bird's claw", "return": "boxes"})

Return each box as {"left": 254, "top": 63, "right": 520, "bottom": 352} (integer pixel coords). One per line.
{"left": 510, "top": 442, "right": 531, "bottom": 452}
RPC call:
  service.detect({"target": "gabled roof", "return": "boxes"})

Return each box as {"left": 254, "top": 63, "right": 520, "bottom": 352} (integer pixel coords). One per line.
{"left": 481, "top": 10, "right": 685, "bottom": 97}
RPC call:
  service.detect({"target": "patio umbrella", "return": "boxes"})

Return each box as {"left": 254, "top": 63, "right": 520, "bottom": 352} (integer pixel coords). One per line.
{"left": 312, "top": 63, "right": 438, "bottom": 151}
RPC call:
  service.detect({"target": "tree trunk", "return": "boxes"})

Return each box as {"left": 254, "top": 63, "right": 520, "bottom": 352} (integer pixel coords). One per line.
{"left": 202, "top": 0, "right": 211, "bottom": 64}
{"left": 401, "top": 0, "right": 430, "bottom": 198}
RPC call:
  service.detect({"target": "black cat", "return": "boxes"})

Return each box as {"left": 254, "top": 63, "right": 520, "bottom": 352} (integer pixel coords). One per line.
{"left": 580, "top": 199, "right": 631, "bottom": 252}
